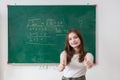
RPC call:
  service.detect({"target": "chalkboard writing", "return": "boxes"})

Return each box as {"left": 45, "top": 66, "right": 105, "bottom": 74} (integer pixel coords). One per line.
{"left": 26, "top": 18, "right": 66, "bottom": 45}
{"left": 8, "top": 5, "right": 96, "bottom": 63}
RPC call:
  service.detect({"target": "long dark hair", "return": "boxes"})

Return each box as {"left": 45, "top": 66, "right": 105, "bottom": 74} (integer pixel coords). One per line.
{"left": 64, "top": 29, "right": 86, "bottom": 65}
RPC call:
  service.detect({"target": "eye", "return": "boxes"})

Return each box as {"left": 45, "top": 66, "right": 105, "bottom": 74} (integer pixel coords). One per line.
{"left": 73, "top": 35, "right": 78, "bottom": 39}
{"left": 69, "top": 38, "right": 72, "bottom": 41}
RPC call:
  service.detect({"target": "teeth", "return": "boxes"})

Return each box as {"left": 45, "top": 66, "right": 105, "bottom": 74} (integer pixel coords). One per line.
{"left": 73, "top": 43, "right": 77, "bottom": 44}
{"left": 72, "top": 43, "right": 77, "bottom": 45}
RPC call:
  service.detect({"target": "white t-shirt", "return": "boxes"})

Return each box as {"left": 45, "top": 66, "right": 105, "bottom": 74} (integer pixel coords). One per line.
{"left": 62, "top": 51, "right": 87, "bottom": 78}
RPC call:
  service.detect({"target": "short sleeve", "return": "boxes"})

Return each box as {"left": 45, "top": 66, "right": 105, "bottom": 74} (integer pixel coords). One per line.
{"left": 85, "top": 52, "right": 94, "bottom": 62}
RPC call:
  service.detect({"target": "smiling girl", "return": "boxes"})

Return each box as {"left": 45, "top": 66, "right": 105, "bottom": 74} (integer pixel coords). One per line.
{"left": 58, "top": 29, "right": 94, "bottom": 80}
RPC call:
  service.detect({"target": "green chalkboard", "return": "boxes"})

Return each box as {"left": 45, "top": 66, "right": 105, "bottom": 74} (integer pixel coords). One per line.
{"left": 8, "top": 5, "right": 96, "bottom": 63}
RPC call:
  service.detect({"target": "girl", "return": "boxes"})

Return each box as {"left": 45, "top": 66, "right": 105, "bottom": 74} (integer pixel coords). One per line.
{"left": 58, "top": 29, "right": 94, "bottom": 80}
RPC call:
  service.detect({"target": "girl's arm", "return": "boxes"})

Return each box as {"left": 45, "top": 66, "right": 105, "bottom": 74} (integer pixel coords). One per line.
{"left": 84, "top": 53, "right": 94, "bottom": 69}
{"left": 57, "top": 51, "right": 67, "bottom": 72}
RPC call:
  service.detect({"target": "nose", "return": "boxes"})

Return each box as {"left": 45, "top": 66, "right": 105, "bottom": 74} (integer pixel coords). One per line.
{"left": 71, "top": 38, "right": 75, "bottom": 43}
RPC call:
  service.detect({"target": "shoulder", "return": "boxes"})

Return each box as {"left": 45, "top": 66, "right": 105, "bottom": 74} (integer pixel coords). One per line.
{"left": 85, "top": 52, "right": 94, "bottom": 60}
{"left": 86, "top": 52, "right": 93, "bottom": 57}
{"left": 60, "top": 50, "right": 67, "bottom": 57}
{"left": 60, "top": 50, "right": 67, "bottom": 56}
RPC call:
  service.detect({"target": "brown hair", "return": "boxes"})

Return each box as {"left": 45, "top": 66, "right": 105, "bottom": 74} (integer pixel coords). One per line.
{"left": 64, "top": 29, "right": 86, "bottom": 65}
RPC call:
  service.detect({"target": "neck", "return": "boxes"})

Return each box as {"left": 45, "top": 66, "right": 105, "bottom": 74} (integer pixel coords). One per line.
{"left": 74, "top": 47, "right": 80, "bottom": 53}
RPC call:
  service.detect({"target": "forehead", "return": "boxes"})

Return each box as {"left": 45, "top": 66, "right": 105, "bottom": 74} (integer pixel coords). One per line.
{"left": 68, "top": 32, "right": 77, "bottom": 37}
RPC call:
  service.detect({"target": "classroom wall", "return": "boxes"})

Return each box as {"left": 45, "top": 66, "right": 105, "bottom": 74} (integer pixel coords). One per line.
{"left": 0, "top": 0, "right": 120, "bottom": 80}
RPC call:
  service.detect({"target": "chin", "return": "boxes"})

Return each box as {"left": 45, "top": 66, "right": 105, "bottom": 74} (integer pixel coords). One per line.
{"left": 71, "top": 45, "right": 79, "bottom": 48}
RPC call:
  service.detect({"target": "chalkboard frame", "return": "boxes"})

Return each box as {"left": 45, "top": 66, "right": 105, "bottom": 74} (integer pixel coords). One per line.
{"left": 8, "top": 5, "right": 96, "bottom": 64}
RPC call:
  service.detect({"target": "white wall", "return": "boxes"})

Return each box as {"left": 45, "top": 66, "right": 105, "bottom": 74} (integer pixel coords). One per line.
{"left": 0, "top": 0, "right": 120, "bottom": 80}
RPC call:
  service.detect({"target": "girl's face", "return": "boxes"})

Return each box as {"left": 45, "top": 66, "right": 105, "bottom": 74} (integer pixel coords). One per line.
{"left": 68, "top": 32, "right": 81, "bottom": 48}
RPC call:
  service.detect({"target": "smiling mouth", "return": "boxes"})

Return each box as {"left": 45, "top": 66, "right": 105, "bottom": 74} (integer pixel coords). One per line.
{"left": 72, "top": 42, "right": 78, "bottom": 45}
